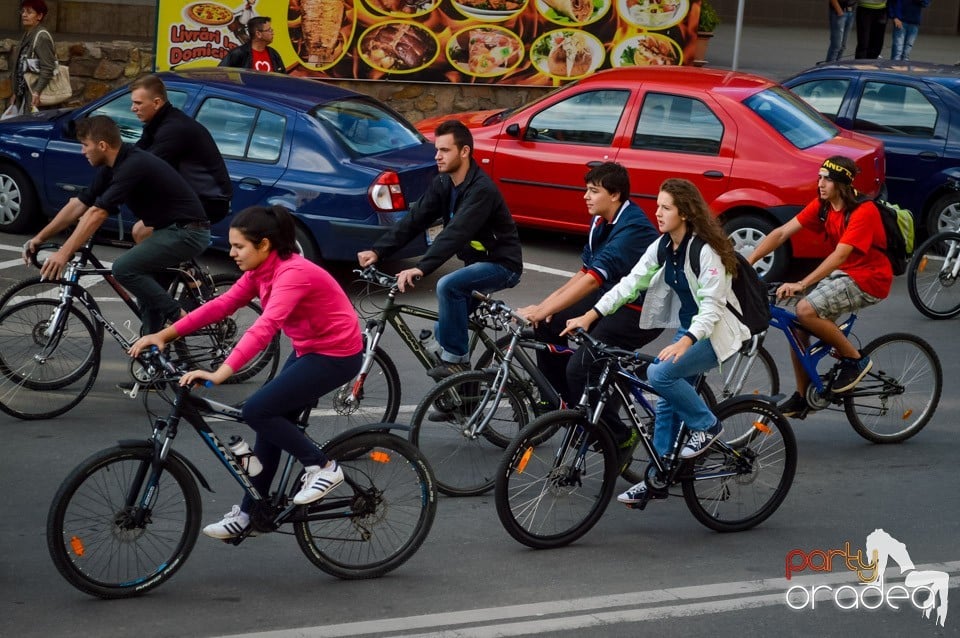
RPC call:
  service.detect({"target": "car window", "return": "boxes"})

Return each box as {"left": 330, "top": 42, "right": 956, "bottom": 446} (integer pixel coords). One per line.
{"left": 743, "top": 86, "right": 838, "bottom": 149}
{"left": 854, "top": 82, "right": 937, "bottom": 137}
{"left": 525, "top": 90, "right": 630, "bottom": 145}
{"left": 788, "top": 79, "right": 850, "bottom": 121}
{"left": 89, "top": 90, "right": 189, "bottom": 143}
{"left": 196, "top": 97, "right": 285, "bottom": 161}
{"left": 632, "top": 93, "right": 723, "bottom": 155}
{"left": 313, "top": 99, "right": 425, "bottom": 157}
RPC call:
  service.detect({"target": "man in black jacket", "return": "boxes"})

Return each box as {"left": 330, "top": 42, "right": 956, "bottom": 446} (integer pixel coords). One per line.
{"left": 129, "top": 74, "right": 233, "bottom": 242}
{"left": 219, "top": 16, "right": 285, "bottom": 73}
{"left": 357, "top": 120, "right": 522, "bottom": 378}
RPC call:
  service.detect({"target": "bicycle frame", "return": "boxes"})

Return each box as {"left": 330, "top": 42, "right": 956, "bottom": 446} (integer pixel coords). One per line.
{"left": 768, "top": 302, "right": 856, "bottom": 395}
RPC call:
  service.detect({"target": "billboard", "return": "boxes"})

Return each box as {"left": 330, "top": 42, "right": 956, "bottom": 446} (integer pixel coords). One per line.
{"left": 157, "top": 0, "right": 704, "bottom": 85}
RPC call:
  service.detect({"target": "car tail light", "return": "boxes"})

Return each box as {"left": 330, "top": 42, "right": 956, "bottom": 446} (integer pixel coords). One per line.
{"left": 369, "top": 171, "right": 406, "bottom": 212}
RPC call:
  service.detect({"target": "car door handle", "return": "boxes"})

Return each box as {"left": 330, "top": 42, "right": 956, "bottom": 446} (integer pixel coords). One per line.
{"left": 56, "top": 183, "right": 85, "bottom": 193}
{"left": 238, "top": 177, "right": 262, "bottom": 190}
{"left": 918, "top": 151, "right": 939, "bottom": 161}
{"left": 586, "top": 161, "right": 604, "bottom": 168}
{"left": 702, "top": 171, "right": 724, "bottom": 179}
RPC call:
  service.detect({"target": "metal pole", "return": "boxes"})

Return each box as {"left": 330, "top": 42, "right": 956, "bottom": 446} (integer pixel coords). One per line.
{"left": 731, "top": 0, "right": 746, "bottom": 70}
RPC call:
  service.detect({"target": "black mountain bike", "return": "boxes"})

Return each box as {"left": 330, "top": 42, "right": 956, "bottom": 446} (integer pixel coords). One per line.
{"left": 46, "top": 348, "right": 437, "bottom": 599}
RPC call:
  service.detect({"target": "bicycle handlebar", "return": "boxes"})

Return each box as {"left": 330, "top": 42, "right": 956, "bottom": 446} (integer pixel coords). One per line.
{"left": 570, "top": 328, "right": 656, "bottom": 365}
{"left": 25, "top": 242, "right": 64, "bottom": 270}
{"left": 471, "top": 290, "right": 531, "bottom": 327}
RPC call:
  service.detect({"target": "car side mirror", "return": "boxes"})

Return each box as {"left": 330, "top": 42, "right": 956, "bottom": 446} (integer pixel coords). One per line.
{"left": 505, "top": 123, "right": 521, "bottom": 138}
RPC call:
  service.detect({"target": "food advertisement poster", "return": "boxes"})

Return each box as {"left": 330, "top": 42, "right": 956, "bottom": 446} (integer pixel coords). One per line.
{"left": 157, "top": 0, "right": 704, "bottom": 85}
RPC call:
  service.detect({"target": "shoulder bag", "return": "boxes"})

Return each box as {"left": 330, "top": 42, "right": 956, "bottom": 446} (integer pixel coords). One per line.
{"left": 23, "top": 30, "right": 72, "bottom": 107}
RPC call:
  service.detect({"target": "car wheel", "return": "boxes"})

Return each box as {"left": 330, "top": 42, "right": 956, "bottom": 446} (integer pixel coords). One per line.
{"left": 294, "top": 224, "right": 322, "bottom": 264}
{"left": 724, "top": 214, "right": 787, "bottom": 282}
{"left": 926, "top": 191, "right": 960, "bottom": 237}
{"left": 0, "top": 165, "right": 40, "bottom": 234}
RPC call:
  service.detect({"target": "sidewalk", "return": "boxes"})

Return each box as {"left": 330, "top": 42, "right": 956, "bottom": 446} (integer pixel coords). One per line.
{"left": 704, "top": 23, "right": 959, "bottom": 81}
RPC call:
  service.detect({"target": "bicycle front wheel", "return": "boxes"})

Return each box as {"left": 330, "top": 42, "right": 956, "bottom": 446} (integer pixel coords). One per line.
{"left": 0, "top": 298, "right": 100, "bottom": 420}
{"left": 314, "top": 346, "right": 400, "bottom": 440}
{"left": 294, "top": 432, "right": 437, "bottom": 579}
{"left": 46, "top": 446, "right": 201, "bottom": 598}
{"left": 495, "top": 410, "right": 617, "bottom": 549}
{"left": 907, "top": 231, "right": 960, "bottom": 319}
{"left": 410, "top": 370, "right": 529, "bottom": 496}
{"left": 844, "top": 333, "right": 942, "bottom": 443}
{"left": 682, "top": 398, "right": 797, "bottom": 533}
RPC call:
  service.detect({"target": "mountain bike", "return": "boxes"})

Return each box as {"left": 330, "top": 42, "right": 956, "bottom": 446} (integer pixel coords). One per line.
{"left": 46, "top": 347, "right": 437, "bottom": 599}
{"left": 313, "top": 265, "right": 511, "bottom": 435}
{"left": 0, "top": 240, "right": 280, "bottom": 420}
{"left": 720, "top": 284, "right": 941, "bottom": 443}
{"left": 494, "top": 329, "right": 797, "bottom": 549}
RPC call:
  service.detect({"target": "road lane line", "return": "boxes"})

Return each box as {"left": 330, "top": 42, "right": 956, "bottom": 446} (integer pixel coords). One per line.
{"left": 522, "top": 262, "right": 575, "bottom": 278}
{"left": 220, "top": 562, "right": 960, "bottom": 638}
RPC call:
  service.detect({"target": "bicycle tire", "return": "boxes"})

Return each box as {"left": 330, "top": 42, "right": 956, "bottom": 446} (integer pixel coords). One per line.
{"left": 0, "top": 298, "right": 101, "bottom": 420}
{"left": 495, "top": 410, "right": 618, "bottom": 549}
{"left": 681, "top": 398, "right": 797, "bottom": 533}
{"left": 410, "top": 370, "right": 530, "bottom": 496}
{"left": 844, "top": 333, "right": 942, "bottom": 444}
{"left": 707, "top": 345, "right": 780, "bottom": 402}
{"left": 314, "top": 345, "right": 400, "bottom": 440}
{"left": 0, "top": 276, "right": 106, "bottom": 343}
{"left": 906, "top": 231, "right": 960, "bottom": 320}
{"left": 46, "top": 445, "right": 202, "bottom": 598}
{"left": 174, "top": 273, "right": 280, "bottom": 383}
{"left": 293, "top": 431, "right": 437, "bottom": 579}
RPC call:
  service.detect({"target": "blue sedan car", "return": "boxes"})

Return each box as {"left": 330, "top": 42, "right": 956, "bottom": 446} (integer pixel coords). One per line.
{"left": 0, "top": 69, "right": 437, "bottom": 262}
{"left": 783, "top": 61, "right": 960, "bottom": 237}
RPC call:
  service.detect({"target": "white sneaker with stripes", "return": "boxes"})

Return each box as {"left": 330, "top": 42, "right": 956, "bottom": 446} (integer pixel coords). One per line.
{"left": 202, "top": 505, "right": 250, "bottom": 539}
{"left": 293, "top": 462, "right": 344, "bottom": 505}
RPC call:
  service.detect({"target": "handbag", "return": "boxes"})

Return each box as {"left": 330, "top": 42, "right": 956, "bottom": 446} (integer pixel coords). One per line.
{"left": 22, "top": 30, "right": 72, "bottom": 107}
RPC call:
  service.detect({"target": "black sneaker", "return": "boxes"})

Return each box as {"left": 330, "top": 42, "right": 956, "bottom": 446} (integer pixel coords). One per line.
{"left": 679, "top": 421, "right": 724, "bottom": 459}
{"left": 426, "top": 361, "right": 468, "bottom": 380}
{"left": 617, "top": 481, "right": 668, "bottom": 508}
{"left": 427, "top": 409, "right": 454, "bottom": 422}
{"left": 778, "top": 392, "right": 809, "bottom": 419}
{"left": 832, "top": 355, "right": 872, "bottom": 393}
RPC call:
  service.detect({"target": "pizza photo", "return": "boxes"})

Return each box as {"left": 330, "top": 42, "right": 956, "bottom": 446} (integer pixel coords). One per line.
{"left": 186, "top": 2, "right": 236, "bottom": 26}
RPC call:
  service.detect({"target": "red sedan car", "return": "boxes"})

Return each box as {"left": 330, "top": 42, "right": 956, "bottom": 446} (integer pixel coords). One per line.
{"left": 417, "top": 67, "right": 886, "bottom": 280}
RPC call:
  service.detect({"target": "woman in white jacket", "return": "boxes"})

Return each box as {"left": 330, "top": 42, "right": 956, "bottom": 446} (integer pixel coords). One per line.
{"left": 563, "top": 178, "right": 750, "bottom": 506}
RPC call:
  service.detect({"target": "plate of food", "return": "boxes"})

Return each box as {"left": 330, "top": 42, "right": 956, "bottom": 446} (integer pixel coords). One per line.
{"left": 451, "top": 0, "right": 528, "bottom": 22}
{"left": 530, "top": 29, "right": 603, "bottom": 79}
{"left": 290, "top": 0, "right": 355, "bottom": 70}
{"left": 184, "top": 2, "right": 235, "bottom": 26}
{"left": 610, "top": 33, "right": 682, "bottom": 67}
{"left": 535, "top": 0, "right": 610, "bottom": 26}
{"left": 358, "top": 21, "right": 440, "bottom": 73}
{"left": 363, "top": 0, "right": 440, "bottom": 18}
{"left": 447, "top": 26, "right": 524, "bottom": 77}
{"left": 617, "top": 0, "right": 688, "bottom": 30}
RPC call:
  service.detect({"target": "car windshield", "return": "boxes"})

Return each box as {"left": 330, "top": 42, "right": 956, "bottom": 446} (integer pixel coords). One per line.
{"left": 744, "top": 86, "right": 839, "bottom": 149}
{"left": 312, "top": 99, "right": 425, "bottom": 156}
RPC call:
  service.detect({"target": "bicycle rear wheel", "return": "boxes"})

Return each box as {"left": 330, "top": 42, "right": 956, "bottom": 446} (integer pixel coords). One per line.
{"left": 294, "top": 431, "right": 437, "bottom": 579}
{"left": 495, "top": 410, "right": 617, "bottom": 549}
{"left": 174, "top": 273, "right": 280, "bottom": 383}
{"left": 844, "top": 333, "right": 942, "bottom": 443}
{"left": 707, "top": 345, "right": 779, "bottom": 402}
{"left": 314, "top": 346, "right": 400, "bottom": 440}
{"left": 46, "top": 446, "right": 201, "bottom": 598}
{"left": 410, "top": 370, "right": 529, "bottom": 496}
{"left": 0, "top": 298, "right": 100, "bottom": 420}
{"left": 682, "top": 398, "right": 796, "bottom": 533}
{"left": 907, "top": 231, "right": 960, "bottom": 320}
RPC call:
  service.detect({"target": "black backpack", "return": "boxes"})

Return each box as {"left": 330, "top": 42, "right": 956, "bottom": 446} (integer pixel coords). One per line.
{"left": 656, "top": 234, "right": 770, "bottom": 335}
{"left": 818, "top": 196, "right": 915, "bottom": 276}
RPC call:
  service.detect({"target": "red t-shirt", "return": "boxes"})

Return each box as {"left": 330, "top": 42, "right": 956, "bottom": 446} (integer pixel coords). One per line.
{"left": 796, "top": 197, "right": 892, "bottom": 299}
{"left": 251, "top": 48, "right": 273, "bottom": 72}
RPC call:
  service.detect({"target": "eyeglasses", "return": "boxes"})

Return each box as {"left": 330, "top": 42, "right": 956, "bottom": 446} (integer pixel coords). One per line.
{"left": 259, "top": 27, "right": 274, "bottom": 33}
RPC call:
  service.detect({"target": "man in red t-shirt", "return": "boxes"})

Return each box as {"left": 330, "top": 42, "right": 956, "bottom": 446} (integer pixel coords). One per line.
{"left": 219, "top": 16, "right": 285, "bottom": 73}
{"left": 747, "top": 155, "right": 891, "bottom": 417}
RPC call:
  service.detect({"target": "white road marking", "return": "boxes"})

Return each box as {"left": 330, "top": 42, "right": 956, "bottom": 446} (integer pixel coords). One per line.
{"left": 522, "top": 261, "right": 575, "bottom": 278}
{"left": 219, "top": 562, "right": 960, "bottom": 637}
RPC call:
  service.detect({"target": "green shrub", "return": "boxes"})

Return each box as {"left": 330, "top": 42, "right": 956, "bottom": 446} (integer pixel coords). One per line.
{"left": 698, "top": 0, "right": 721, "bottom": 32}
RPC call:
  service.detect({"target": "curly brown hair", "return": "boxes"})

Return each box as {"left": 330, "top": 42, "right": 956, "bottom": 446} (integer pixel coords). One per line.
{"left": 660, "top": 178, "right": 738, "bottom": 276}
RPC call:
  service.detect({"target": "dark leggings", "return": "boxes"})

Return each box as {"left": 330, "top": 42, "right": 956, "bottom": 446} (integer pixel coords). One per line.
{"left": 240, "top": 350, "right": 362, "bottom": 512}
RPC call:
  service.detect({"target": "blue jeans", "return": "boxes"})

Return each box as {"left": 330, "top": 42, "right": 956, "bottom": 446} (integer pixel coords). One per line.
{"left": 240, "top": 350, "right": 362, "bottom": 513}
{"left": 435, "top": 262, "right": 520, "bottom": 363}
{"left": 648, "top": 329, "right": 719, "bottom": 457}
{"left": 112, "top": 225, "right": 209, "bottom": 333}
{"left": 826, "top": 7, "right": 856, "bottom": 61}
{"left": 891, "top": 22, "right": 920, "bottom": 60}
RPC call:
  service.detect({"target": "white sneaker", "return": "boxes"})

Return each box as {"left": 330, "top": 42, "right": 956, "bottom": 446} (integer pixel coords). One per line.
{"left": 202, "top": 505, "right": 250, "bottom": 539}
{"left": 293, "top": 462, "right": 344, "bottom": 505}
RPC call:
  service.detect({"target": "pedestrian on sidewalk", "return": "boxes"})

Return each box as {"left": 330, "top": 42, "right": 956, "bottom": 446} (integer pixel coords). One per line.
{"left": 889, "top": 0, "right": 931, "bottom": 60}
{"left": 826, "top": 0, "right": 858, "bottom": 61}
{"left": 855, "top": 0, "right": 888, "bottom": 59}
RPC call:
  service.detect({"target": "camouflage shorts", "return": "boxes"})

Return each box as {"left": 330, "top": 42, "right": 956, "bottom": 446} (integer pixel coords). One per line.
{"left": 805, "top": 272, "right": 881, "bottom": 321}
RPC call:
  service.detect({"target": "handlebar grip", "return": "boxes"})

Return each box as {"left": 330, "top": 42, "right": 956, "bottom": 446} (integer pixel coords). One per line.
{"left": 28, "top": 242, "right": 62, "bottom": 269}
